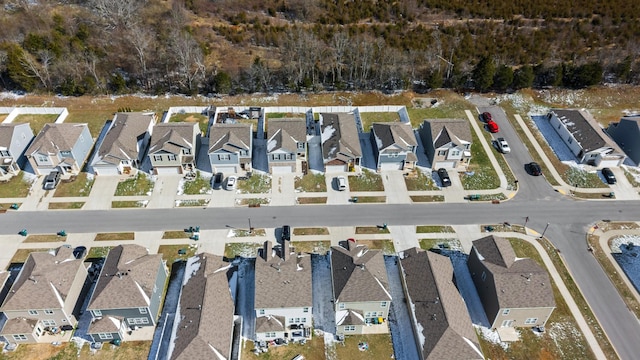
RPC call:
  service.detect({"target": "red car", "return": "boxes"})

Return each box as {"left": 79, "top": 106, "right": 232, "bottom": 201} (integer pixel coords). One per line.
{"left": 486, "top": 120, "right": 499, "bottom": 133}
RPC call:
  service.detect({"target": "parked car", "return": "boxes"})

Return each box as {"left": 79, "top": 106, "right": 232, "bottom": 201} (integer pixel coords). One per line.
{"left": 486, "top": 120, "right": 499, "bottom": 133}
{"left": 496, "top": 137, "right": 511, "bottom": 153}
{"left": 212, "top": 172, "right": 223, "bottom": 189}
{"left": 336, "top": 176, "right": 347, "bottom": 191}
{"left": 282, "top": 225, "right": 291, "bottom": 241}
{"left": 526, "top": 162, "right": 542, "bottom": 176}
{"left": 73, "top": 246, "right": 87, "bottom": 259}
{"left": 226, "top": 175, "right": 237, "bottom": 190}
{"left": 482, "top": 112, "right": 493, "bottom": 122}
{"left": 43, "top": 170, "right": 61, "bottom": 190}
{"left": 436, "top": 168, "right": 451, "bottom": 187}
{"left": 601, "top": 168, "right": 616, "bottom": 184}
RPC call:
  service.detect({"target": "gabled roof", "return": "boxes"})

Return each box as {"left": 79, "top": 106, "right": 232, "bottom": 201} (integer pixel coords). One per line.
{"left": 336, "top": 309, "right": 366, "bottom": 326}
{"left": 26, "top": 123, "right": 88, "bottom": 155}
{"left": 607, "top": 116, "right": 640, "bottom": 164}
{"left": 255, "top": 315, "right": 286, "bottom": 333}
{"left": 149, "top": 123, "right": 199, "bottom": 155}
{"left": 267, "top": 118, "right": 306, "bottom": 154}
{"left": 208, "top": 124, "right": 252, "bottom": 154}
{"left": 0, "top": 247, "right": 84, "bottom": 311}
{"left": 1, "top": 317, "right": 37, "bottom": 335}
{"left": 330, "top": 240, "right": 391, "bottom": 303}
{"left": 95, "top": 113, "right": 155, "bottom": 165}
{"left": 320, "top": 113, "right": 362, "bottom": 163}
{"left": 472, "top": 235, "right": 555, "bottom": 309}
{"left": 88, "top": 315, "right": 123, "bottom": 334}
{"left": 0, "top": 123, "right": 32, "bottom": 149}
{"left": 423, "top": 119, "right": 472, "bottom": 148}
{"left": 168, "top": 253, "right": 234, "bottom": 360}
{"left": 400, "top": 248, "right": 483, "bottom": 360}
{"left": 88, "top": 245, "right": 165, "bottom": 310}
{"left": 255, "top": 241, "right": 312, "bottom": 309}
{"left": 550, "top": 109, "right": 624, "bottom": 154}
{"left": 371, "top": 122, "right": 417, "bottom": 151}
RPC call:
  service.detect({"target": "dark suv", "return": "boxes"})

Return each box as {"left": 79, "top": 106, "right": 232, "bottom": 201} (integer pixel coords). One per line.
{"left": 43, "top": 170, "right": 61, "bottom": 190}
{"left": 526, "top": 162, "right": 542, "bottom": 176}
{"left": 281, "top": 225, "right": 291, "bottom": 241}
{"left": 601, "top": 168, "right": 616, "bottom": 184}
{"left": 436, "top": 168, "right": 451, "bottom": 187}
{"left": 212, "top": 172, "right": 223, "bottom": 189}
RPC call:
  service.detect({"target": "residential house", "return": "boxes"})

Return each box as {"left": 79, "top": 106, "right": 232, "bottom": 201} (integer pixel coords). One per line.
{"left": 92, "top": 112, "right": 156, "bottom": 175}
{"left": 148, "top": 123, "right": 200, "bottom": 174}
{"left": 319, "top": 113, "right": 362, "bottom": 172}
{"left": 86, "top": 245, "right": 168, "bottom": 343}
{"left": 547, "top": 109, "right": 626, "bottom": 167}
{"left": 399, "top": 248, "right": 484, "bottom": 360}
{"left": 330, "top": 239, "right": 391, "bottom": 336}
{"left": 0, "top": 123, "right": 34, "bottom": 181}
{"left": 208, "top": 123, "right": 252, "bottom": 174}
{"left": 266, "top": 118, "right": 307, "bottom": 173}
{"left": 418, "top": 119, "right": 472, "bottom": 170}
{"left": 468, "top": 235, "right": 555, "bottom": 330}
{"left": 370, "top": 122, "right": 418, "bottom": 171}
{"left": 607, "top": 115, "right": 640, "bottom": 166}
{"left": 254, "top": 240, "right": 312, "bottom": 342}
{"left": 0, "top": 246, "right": 87, "bottom": 344}
{"left": 167, "top": 253, "right": 236, "bottom": 360}
{"left": 25, "top": 123, "right": 93, "bottom": 176}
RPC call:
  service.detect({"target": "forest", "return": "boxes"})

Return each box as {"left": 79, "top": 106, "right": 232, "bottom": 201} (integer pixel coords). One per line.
{"left": 0, "top": 0, "right": 639, "bottom": 96}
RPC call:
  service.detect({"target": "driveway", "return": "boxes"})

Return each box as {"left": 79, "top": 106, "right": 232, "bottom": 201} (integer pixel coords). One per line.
{"left": 385, "top": 256, "right": 420, "bottom": 360}
{"left": 381, "top": 171, "right": 410, "bottom": 204}
{"left": 311, "top": 254, "right": 336, "bottom": 334}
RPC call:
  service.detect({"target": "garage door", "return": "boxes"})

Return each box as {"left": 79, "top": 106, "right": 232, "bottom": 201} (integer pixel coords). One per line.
{"left": 325, "top": 164, "right": 347, "bottom": 173}
{"left": 435, "top": 161, "right": 456, "bottom": 169}
{"left": 94, "top": 166, "right": 120, "bottom": 176}
{"left": 216, "top": 166, "right": 238, "bottom": 174}
{"left": 155, "top": 166, "right": 181, "bottom": 175}
{"left": 272, "top": 166, "right": 293, "bottom": 174}
{"left": 380, "top": 162, "right": 402, "bottom": 170}
{"left": 598, "top": 159, "right": 621, "bottom": 168}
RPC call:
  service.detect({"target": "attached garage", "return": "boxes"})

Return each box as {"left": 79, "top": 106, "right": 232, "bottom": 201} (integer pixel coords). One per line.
{"left": 155, "top": 166, "right": 181, "bottom": 175}
{"left": 215, "top": 166, "right": 238, "bottom": 174}
{"left": 325, "top": 164, "right": 347, "bottom": 173}
{"left": 597, "top": 159, "right": 623, "bottom": 168}
{"left": 379, "top": 162, "right": 402, "bottom": 171}
{"left": 93, "top": 166, "right": 120, "bottom": 176}
{"left": 271, "top": 165, "right": 293, "bottom": 174}
{"left": 434, "top": 161, "right": 456, "bottom": 169}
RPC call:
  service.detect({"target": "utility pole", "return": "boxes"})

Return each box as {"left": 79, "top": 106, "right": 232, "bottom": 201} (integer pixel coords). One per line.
{"left": 539, "top": 223, "right": 550, "bottom": 239}
{"left": 437, "top": 51, "right": 454, "bottom": 80}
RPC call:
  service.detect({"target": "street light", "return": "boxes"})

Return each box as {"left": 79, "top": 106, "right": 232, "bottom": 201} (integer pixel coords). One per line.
{"left": 248, "top": 218, "right": 253, "bottom": 234}
{"left": 539, "top": 222, "right": 550, "bottom": 239}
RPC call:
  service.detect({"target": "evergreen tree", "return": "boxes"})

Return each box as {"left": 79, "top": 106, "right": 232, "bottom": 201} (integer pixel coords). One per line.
{"left": 472, "top": 57, "right": 495, "bottom": 92}
{"left": 493, "top": 65, "right": 514, "bottom": 91}
{"left": 512, "top": 65, "right": 534, "bottom": 89}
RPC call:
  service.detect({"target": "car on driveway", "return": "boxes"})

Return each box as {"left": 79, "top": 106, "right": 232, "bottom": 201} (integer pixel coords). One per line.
{"left": 496, "top": 137, "right": 510, "bottom": 153}
{"left": 226, "top": 175, "right": 237, "bottom": 190}
{"left": 481, "top": 112, "right": 493, "bottom": 122}
{"left": 486, "top": 120, "right": 499, "bottom": 133}
{"left": 336, "top": 176, "right": 347, "bottom": 191}
{"left": 526, "top": 162, "right": 542, "bottom": 176}
{"left": 601, "top": 168, "right": 616, "bottom": 184}
{"left": 212, "top": 172, "right": 223, "bottom": 189}
{"left": 43, "top": 170, "right": 61, "bottom": 190}
{"left": 281, "top": 225, "right": 291, "bottom": 241}
{"left": 436, "top": 168, "right": 451, "bottom": 187}
{"left": 73, "top": 246, "right": 87, "bottom": 259}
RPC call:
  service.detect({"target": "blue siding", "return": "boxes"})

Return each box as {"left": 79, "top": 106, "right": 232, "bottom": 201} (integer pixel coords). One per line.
{"left": 149, "top": 262, "right": 169, "bottom": 321}
{"left": 71, "top": 126, "right": 93, "bottom": 167}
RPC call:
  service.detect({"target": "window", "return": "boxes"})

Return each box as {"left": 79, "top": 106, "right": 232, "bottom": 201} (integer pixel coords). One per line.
{"left": 259, "top": 309, "right": 265, "bottom": 315}
{"left": 0, "top": 150, "right": 9, "bottom": 156}
{"left": 218, "top": 154, "right": 230, "bottom": 161}
{"left": 265, "top": 332, "right": 276, "bottom": 338}
{"left": 153, "top": 155, "right": 162, "bottom": 161}
{"left": 98, "top": 333, "right": 113, "bottom": 340}
{"left": 28, "top": 310, "right": 38, "bottom": 315}
{"left": 338, "top": 303, "right": 345, "bottom": 310}
{"left": 451, "top": 150, "right": 460, "bottom": 156}
{"left": 93, "top": 310, "right": 102, "bottom": 317}
{"left": 44, "top": 309, "right": 54, "bottom": 315}
{"left": 298, "top": 143, "right": 305, "bottom": 149}
{"left": 481, "top": 271, "right": 486, "bottom": 281}
{"left": 139, "top": 308, "right": 148, "bottom": 314}
{"left": 437, "top": 150, "right": 446, "bottom": 156}
{"left": 60, "top": 151, "right": 72, "bottom": 157}
{"left": 42, "top": 320, "right": 56, "bottom": 327}
{"left": 300, "top": 318, "right": 306, "bottom": 323}
{"left": 37, "top": 155, "right": 48, "bottom": 162}
{"left": 502, "top": 309, "right": 510, "bottom": 315}
{"left": 182, "top": 148, "right": 191, "bottom": 155}
{"left": 272, "top": 154, "right": 281, "bottom": 160}
{"left": 380, "top": 301, "right": 387, "bottom": 308}
{"left": 35, "top": 327, "right": 42, "bottom": 336}
{"left": 524, "top": 318, "right": 538, "bottom": 325}
{"left": 284, "top": 154, "right": 293, "bottom": 160}
{"left": 303, "top": 307, "right": 309, "bottom": 313}
{"left": 127, "top": 317, "right": 149, "bottom": 325}
{"left": 168, "top": 154, "right": 177, "bottom": 161}
{"left": 344, "top": 325, "right": 356, "bottom": 332}
{"left": 12, "top": 334, "right": 27, "bottom": 341}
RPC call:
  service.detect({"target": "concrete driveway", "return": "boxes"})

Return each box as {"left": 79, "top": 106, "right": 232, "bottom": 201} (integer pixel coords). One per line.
{"left": 381, "top": 171, "right": 410, "bottom": 204}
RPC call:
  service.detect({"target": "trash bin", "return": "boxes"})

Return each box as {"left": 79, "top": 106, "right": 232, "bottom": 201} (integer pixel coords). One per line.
{"left": 191, "top": 234, "right": 199, "bottom": 241}
{"left": 57, "top": 230, "right": 67, "bottom": 237}
{"left": 19, "top": 229, "right": 27, "bottom": 236}
{"left": 10, "top": 203, "right": 18, "bottom": 210}
{"left": 352, "top": 197, "right": 358, "bottom": 203}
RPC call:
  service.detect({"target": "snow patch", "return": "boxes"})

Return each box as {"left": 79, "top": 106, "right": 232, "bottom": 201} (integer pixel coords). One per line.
{"left": 321, "top": 125, "right": 336, "bottom": 143}
{"left": 611, "top": 235, "right": 640, "bottom": 253}
{"left": 183, "top": 256, "right": 202, "bottom": 286}
{"left": 266, "top": 139, "right": 277, "bottom": 152}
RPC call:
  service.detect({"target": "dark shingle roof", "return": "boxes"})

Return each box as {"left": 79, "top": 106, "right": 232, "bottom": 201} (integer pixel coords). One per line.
{"left": 607, "top": 116, "right": 640, "bottom": 164}
{"left": 423, "top": 119, "right": 472, "bottom": 148}
{"left": 472, "top": 235, "right": 555, "bottom": 309}
{"left": 95, "top": 113, "right": 155, "bottom": 165}
{"left": 320, "top": 113, "right": 362, "bottom": 163}
{"left": 208, "top": 124, "right": 251, "bottom": 153}
{"left": 168, "top": 254, "right": 235, "bottom": 360}
{"left": 330, "top": 240, "right": 390, "bottom": 303}
{"left": 88, "top": 316, "right": 123, "bottom": 334}
{"left": 371, "top": 122, "right": 417, "bottom": 151}
{"left": 149, "top": 123, "right": 198, "bottom": 155}
{"left": 267, "top": 118, "right": 306, "bottom": 154}
{"left": 400, "top": 248, "right": 483, "bottom": 360}
{"left": 550, "top": 109, "right": 624, "bottom": 153}
{"left": 255, "top": 315, "right": 286, "bottom": 333}
{"left": 26, "top": 123, "right": 88, "bottom": 155}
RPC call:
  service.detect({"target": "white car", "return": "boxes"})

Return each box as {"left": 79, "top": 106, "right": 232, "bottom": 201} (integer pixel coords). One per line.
{"left": 336, "top": 176, "right": 347, "bottom": 191}
{"left": 496, "top": 137, "right": 511, "bottom": 154}
{"left": 225, "top": 176, "right": 237, "bottom": 190}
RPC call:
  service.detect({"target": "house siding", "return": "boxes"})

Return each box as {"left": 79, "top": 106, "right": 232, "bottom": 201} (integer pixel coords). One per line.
{"left": 335, "top": 300, "right": 391, "bottom": 336}
{"left": 209, "top": 151, "right": 241, "bottom": 168}
{"left": 89, "top": 331, "right": 121, "bottom": 343}
{"left": 93, "top": 308, "right": 155, "bottom": 327}
{"left": 150, "top": 151, "right": 183, "bottom": 168}
{"left": 2, "top": 309, "right": 74, "bottom": 329}
{"left": 149, "top": 261, "right": 169, "bottom": 322}
{"left": 548, "top": 113, "right": 584, "bottom": 159}
{"left": 492, "top": 307, "right": 555, "bottom": 329}
{"left": 8, "top": 124, "right": 34, "bottom": 170}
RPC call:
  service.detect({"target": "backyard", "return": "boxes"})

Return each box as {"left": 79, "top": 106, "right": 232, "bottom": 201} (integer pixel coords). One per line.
{"left": 358, "top": 112, "right": 400, "bottom": 131}
{"left": 170, "top": 112, "right": 209, "bottom": 135}
{"left": 12, "top": 114, "right": 59, "bottom": 134}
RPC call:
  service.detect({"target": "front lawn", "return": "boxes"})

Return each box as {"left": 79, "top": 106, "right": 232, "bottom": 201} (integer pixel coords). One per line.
{"left": 564, "top": 167, "right": 608, "bottom": 189}
{"left": 157, "top": 244, "right": 198, "bottom": 268}
{"left": 404, "top": 169, "right": 438, "bottom": 191}
{"left": 114, "top": 173, "right": 154, "bottom": 196}
{"left": 95, "top": 232, "right": 135, "bottom": 241}
{"left": 181, "top": 171, "right": 211, "bottom": 195}
{"left": 238, "top": 174, "right": 271, "bottom": 194}
{"left": 0, "top": 172, "right": 33, "bottom": 198}
{"left": 224, "top": 242, "right": 263, "bottom": 259}
{"left": 295, "top": 173, "right": 327, "bottom": 192}
{"left": 354, "top": 240, "right": 395, "bottom": 255}
{"left": 53, "top": 172, "right": 94, "bottom": 197}
{"left": 460, "top": 131, "right": 500, "bottom": 190}
{"left": 9, "top": 248, "right": 49, "bottom": 264}
{"left": 291, "top": 241, "right": 331, "bottom": 254}
{"left": 348, "top": 170, "right": 384, "bottom": 191}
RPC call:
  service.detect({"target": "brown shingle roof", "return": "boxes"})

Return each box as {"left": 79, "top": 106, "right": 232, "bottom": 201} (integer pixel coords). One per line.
{"left": 0, "top": 123, "right": 31, "bottom": 149}
{"left": 400, "top": 248, "right": 483, "bottom": 360}
{"left": 423, "top": 119, "right": 472, "bottom": 148}
{"left": 88, "top": 316, "right": 123, "bottom": 334}
{"left": 320, "top": 113, "right": 362, "bottom": 163}
{"left": 255, "top": 315, "right": 286, "bottom": 333}
{"left": 26, "top": 123, "right": 88, "bottom": 155}
{"left": 255, "top": 241, "right": 312, "bottom": 309}
{"left": 149, "top": 123, "right": 198, "bottom": 155}
{"left": 88, "top": 245, "right": 165, "bottom": 310}
{"left": 208, "top": 124, "right": 251, "bottom": 153}
{"left": 96, "top": 113, "right": 155, "bottom": 165}
{"left": 267, "top": 118, "right": 306, "bottom": 154}
{"left": 330, "top": 240, "right": 391, "bottom": 303}
{"left": 0, "top": 247, "right": 84, "bottom": 311}
{"left": 168, "top": 254, "right": 235, "bottom": 360}
{"left": 371, "top": 122, "right": 417, "bottom": 150}
{"left": 472, "top": 235, "right": 555, "bottom": 309}
{"left": 0, "top": 317, "right": 37, "bottom": 335}
{"left": 551, "top": 109, "right": 625, "bottom": 154}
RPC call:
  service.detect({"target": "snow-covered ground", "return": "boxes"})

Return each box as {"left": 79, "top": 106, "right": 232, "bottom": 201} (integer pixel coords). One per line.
{"left": 384, "top": 256, "right": 420, "bottom": 360}
{"left": 447, "top": 251, "right": 490, "bottom": 328}
{"left": 311, "top": 254, "right": 336, "bottom": 334}
{"left": 612, "top": 235, "right": 640, "bottom": 295}
{"left": 530, "top": 115, "right": 577, "bottom": 163}
{"left": 235, "top": 258, "right": 256, "bottom": 339}
{"left": 148, "top": 261, "right": 186, "bottom": 360}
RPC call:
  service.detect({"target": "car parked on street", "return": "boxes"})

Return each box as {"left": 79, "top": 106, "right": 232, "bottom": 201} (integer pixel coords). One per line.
{"left": 526, "top": 162, "right": 542, "bottom": 176}
{"left": 496, "top": 137, "right": 510, "bottom": 153}
{"left": 482, "top": 112, "right": 493, "bottom": 122}
{"left": 226, "top": 175, "right": 237, "bottom": 190}
{"left": 43, "top": 170, "right": 61, "bottom": 190}
{"left": 212, "top": 172, "right": 223, "bottom": 189}
{"left": 436, "top": 168, "right": 451, "bottom": 187}
{"left": 601, "top": 168, "right": 616, "bottom": 184}
{"left": 486, "top": 120, "right": 499, "bottom": 133}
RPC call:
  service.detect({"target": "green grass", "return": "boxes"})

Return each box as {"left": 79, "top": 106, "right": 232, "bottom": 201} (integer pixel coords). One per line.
{"left": 9, "top": 248, "right": 49, "bottom": 264}
{"left": 95, "top": 232, "right": 135, "bottom": 241}
{"left": 406, "top": 91, "right": 473, "bottom": 127}
{"left": 353, "top": 196, "right": 386, "bottom": 203}
{"left": 474, "top": 193, "right": 508, "bottom": 201}
{"left": 419, "top": 238, "right": 461, "bottom": 250}
{"left": 157, "top": 245, "right": 198, "bottom": 268}
{"left": 356, "top": 226, "right": 390, "bottom": 234}
{"left": 404, "top": 169, "right": 439, "bottom": 190}
{"left": 348, "top": 170, "right": 384, "bottom": 191}
{"left": 112, "top": 200, "right": 147, "bottom": 208}
{"left": 571, "top": 191, "right": 616, "bottom": 199}
{"left": 267, "top": 113, "right": 305, "bottom": 119}
{"left": 480, "top": 223, "right": 526, "bottom": 233}
{"left": 416, "top": 225, "right": 455, "bottom": 233}
{"left": 24, "top": 234, "right": 66, "bottom": 243}
{"left": 242, "top": 336, "right": 325, "bottom": 360}
{"left": 224, "top": 242, "right": 263, "bottom": 259}
{"left": 12, "top": 114, "right": 59, "bottom": 134}
{"left": 53, "top": 172, "right": 94, "bottom": 197}
{"left": 460, "top": 131, "right": 500, "bottom": 190}
{"left": 359, "top": 112, "right": 400, "bottom": 131}
{"left": 291, "top": 240, "right": 331, "bottom": 254}
{"left": 294, "top": 173, "right": 327, "bottom": 192}
{"left": 480, "top": 130, "right": 517, "bottom": 188}
{"left": 293, "top": 227, "right": 329, "bottom": 235}
{"left": 0, "top": 172, "right": 33, "bottom": 198}
{"left": 410, "top": 195, "right": 445, "bottom": 202}
{"left": 333, "top": 334, "right": 394, "bottom": 360}
{"left": 162, "top": 230, "right": 191, "bottom": 239}
{"left": 0, "top": 203, "right": 21, "bottom": 210}
{"left": 114, "top": 173, "right": 154, "bottom": 196}
{"left": 176, "top": 199, "right": 209, "bottom": 207}
{"left": 170, "top": 112, "right": 209, "bottom": 135}
{"left": 182, "top": 171, "right": 211, "bottom": 195}
{"left": 86, "top": 246, "right": 112, "bottom": 259}
{"left": 237, "top": 198, "right": 269, "bottom": 206}
{"left": 230, "top": 228, "right": 266, "bottom": 237}
{"left": 297, "top": 197, "right": 327, "bottom": 204}
{"left": 624, "top": 167, "right": 640, "bottom": 187}
{"left": 237, "top": 174, "right": 271, "bottom": 194}
{"left": 355, "top": 240, "right": 396, "bottom": 255}
{"left": 564, "top": 167, "right": 608, "bottom": 189}
{"left": 48, "top": 202, "right": 84, "bottom": 209}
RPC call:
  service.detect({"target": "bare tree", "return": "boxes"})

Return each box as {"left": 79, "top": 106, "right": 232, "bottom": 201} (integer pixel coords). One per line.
{"left": 20, "top": 50, "right": 52, "bottom": 90}
{"left": 128, "top": 24, "right": 155, "bottom": 89}
{"left": 88, "top": 0, "right": 144, "bottom": 29}
{"left": 170, "top": 30, "right": 205, "bottom": 92}
{"left": 330, "top": 31, "right": 349, "bottom": 84}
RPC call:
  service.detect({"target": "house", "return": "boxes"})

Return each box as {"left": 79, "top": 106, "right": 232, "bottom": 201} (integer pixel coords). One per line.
{"left": 399, "top": 248, "right": 484, "bottom": 360}
{"left": 86, "top": 245, "right": 168, "bottom": 343}
{"left": 418, "top": 119, "right": 472, "bottom": 170}
{"left": 148, "top": 123, "right": 201, "bottom": 174}
{"left": 607, "top": 115, "right": 640, "bottom": 166}
{"left": 167, "top": 253, "right": 236, "bottom": 360}
{"left": 25, "top": 123, "right": 93, "bottom": 176}
{"left": 319, "top": 113, "right": 362, "bottom": 172}
{"left": 370, "top": 122, "right": 418, "bottom": 171}
{"left": 92, "top": 112, "right": 156, "bottom": 175}
{"left": 467, "top": 235, "right": 555, "bottom": 330}
{"left": 330, "top": 239, "right": 391, "bottom": 336}
{"left": 208, "top": 123, "right": 252, "bottom": 174}
{"left": 266, "top": 118, "right": 307, "bottom": 173}
{"left": 254, "top": 240, "right": 312, "bottom": 342}
{"left": 547, "top": 109, "right": 626, "bottom": 167}
{"left": 0, "top": 246, "right": 87, "bottom": 344}
{"left": 0, "top": 123, "right": 34, "bottom": 181}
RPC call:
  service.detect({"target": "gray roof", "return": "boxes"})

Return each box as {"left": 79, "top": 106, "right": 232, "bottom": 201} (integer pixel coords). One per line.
{"left": 550, "top": 109, "right": 625, "bottom": 154}
{"left": 607, "top": 116, "right": 640, "bottom": 164}
{"left": 208, "top": 123, "right": 252, "bottom": 153}
{"left": 0, "top": 123, "right": 32, "bottom": 149}
{"left": 88, "top": 245, "right": 165, "bottom": 310}
{"left": 330, "top": 240, "right": 391, "bottom": 303}
{"left": 472, "top": 235, "right": 555, "bottom": 309}
{"left": 168, "top": 253, "right": 235, "bottom": 360}
{"left": 1, "top": 317, "right": 37, "bottom": 335}
{"left": 423, "top": 119, "right": 472, "bottom": 148}
{"left": 255, "top": 315, "right": 286, "bottom": 333}
{"left": 88, "top": 316, "right": 123, "bottom": 334}
{"left": 95, "top": 113, "right": 155, "bottom": 165}
{"left": 400, "top": 248, "right": 483, "bottom": 360}
{"left": 320, "top": 113, "right": 362, "bottom": 164}
{"left": 371, "top": 122, "right": 417, "bottom": 151}
{"left": 149, "top": 123, "right": 199, "bottom": 155}
{"left": 0, "top": 247, "right": 84, "bottom": 311}
{"left": 255, "top": 241, "right": 312, "bottom": 309}
{"left": 267, "top": 118, "right": 306, "bottom": 153}
{"left": 26, "top": 123, "right": 89, "bottom": 155}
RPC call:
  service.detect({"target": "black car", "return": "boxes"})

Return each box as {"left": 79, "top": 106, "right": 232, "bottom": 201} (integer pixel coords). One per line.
{"left": 436, "top": 168, "right": 451, "bottom": 187}
{"left": 73, "top": 246, "right": 87, "bottom": 259}
{"left": 526, "top": 162, "right": 542, "bottom": 176}
{"left": 282, "top": 225, "right": 291, "bottom": 241}
{"left": 212, "top": 172, "right": 223, "bottom": 189}
{"left": 601, "top": 168, "right": 616, "bottom": 184}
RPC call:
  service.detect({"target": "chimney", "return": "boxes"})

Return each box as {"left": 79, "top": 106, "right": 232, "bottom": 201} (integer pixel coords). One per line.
{"left": 263, "top": 241, "right": 272, "bottom": 261}
{"left": 282, "top": 240, "right": 290, "bottom": 262}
